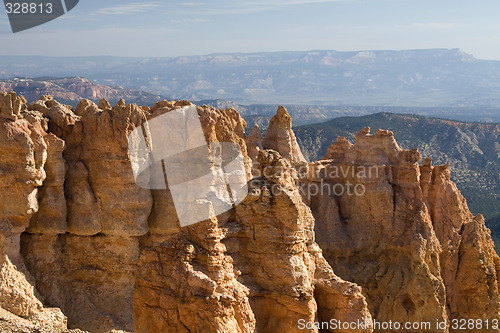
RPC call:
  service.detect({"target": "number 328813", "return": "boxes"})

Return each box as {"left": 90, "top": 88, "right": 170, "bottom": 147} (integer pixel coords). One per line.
{"left": 5, "top": 2, "right": 53, "bottom": 14}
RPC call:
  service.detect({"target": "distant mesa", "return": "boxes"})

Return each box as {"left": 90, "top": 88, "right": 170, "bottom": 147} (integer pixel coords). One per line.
{"left": 0, "top": 76, "right": 167, "bottom": 107}
{"left": 1, "top": 48, "right": 496, "bottom": 107}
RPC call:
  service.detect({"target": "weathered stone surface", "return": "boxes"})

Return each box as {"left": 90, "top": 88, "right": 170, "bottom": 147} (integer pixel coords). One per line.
{"left": 135, "top": 217, "right": 256, "bottom": 333}
{"left": 0, "top": 91, "right": 25, "bottom": 121}
{"left": 231, "top": 149, "right": 372, "bottom": 333}
{"left": 308, "top": 127, "right": 500, "bottom": 333}
{"left": 246, "top": 124, "right": 262, "bottom": 165}
{"left": 307, "top": 130, "right": 449, "bottom": 331}
{"left": 323, "top": 136, "right": 353, "bottom": 160}
{"left": 98, "top": 98, "right": 112, "bottom": 110}
{"left": 195, "top": 104, "right": 252, "bottom": 177}
{"left": 40, "top": 99, "right": 153, "bottom": 236}
{"left": 22, "top": 234, "right": 139, "bottom": 333}
{"left": 455, "top": 215, "right": 500, "bottom": 322}
{"left": 0, "top": 113, "right": 46, "bottom": 233}
{"left": 27, "top": 133, "right": 67, "bottom": 234}
{"left": 0, "top": 98, "right": 68, "bottom": 331}
{"left": 421, "top": 160, "right": 500, "bottom": 330}
{"left": 262, "top": 106, "right": 307, "bottom": 166}
{"left": 144, "top": 102, "right": 252, "bottom": 234}
{"left": 1, "top": 94, "right": 500, "bottom": 333}
{"left": 0, "top": 252, "right": 67, "bottom": 331}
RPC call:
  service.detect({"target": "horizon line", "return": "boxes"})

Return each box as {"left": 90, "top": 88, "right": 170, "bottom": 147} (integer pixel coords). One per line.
{"left": 0, "top": 47, "right": 490, "bottom": 60}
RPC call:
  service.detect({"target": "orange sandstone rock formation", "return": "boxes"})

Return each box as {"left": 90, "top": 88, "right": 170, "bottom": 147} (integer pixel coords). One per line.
{"left": 0, "top": 94, "right": 498, "bottom": 333}
{"left": 0, "top": 92, "right": 68, "bottom": 332}
{"left": 306, "top": 127, "right": 500, "bottom": 333}
{"left": 262, "top": 105, "right": 307, "bottom": 167}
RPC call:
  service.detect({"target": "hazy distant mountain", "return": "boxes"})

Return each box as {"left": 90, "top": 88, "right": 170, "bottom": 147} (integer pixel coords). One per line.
{"left": 1, "top": 49, "right": 500, "bottom": 110}
{"left": 294, "top": 112, "right": 500, "bottom": 246}
{"left": 197, "top": 100, "right": 500, "bottom": 128}
{"left": 196, "top": 100, "right": 378, "bottom": 127}
{"left": 0, "top": 77, "right": 166, "bottom": 107}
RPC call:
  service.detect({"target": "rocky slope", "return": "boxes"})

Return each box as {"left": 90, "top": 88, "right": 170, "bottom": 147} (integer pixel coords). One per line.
{"left": 0, "top": 92, "right": 499, "bottom": 332}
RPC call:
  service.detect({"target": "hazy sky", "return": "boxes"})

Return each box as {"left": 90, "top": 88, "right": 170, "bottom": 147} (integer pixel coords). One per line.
{"left": 1, "top": 0, "right": 499, "bottom": 59}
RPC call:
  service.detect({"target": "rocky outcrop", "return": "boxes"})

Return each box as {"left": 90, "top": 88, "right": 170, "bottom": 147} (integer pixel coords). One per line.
{"left": 246, "top": 124, "right": 262, "bottom": 164}
{"left": 134, "top": 217, "right": 256, "bottom": 333}
{"left": 0, "top": 91, "right": 25, "bottom": 120}
{"left": 294, "top": 111, "right": 500, "bottom": 233}
{"left": 0, "top": 92, "right": 68, "bottom": 331}
{"left": 262, "top": 106, "right": 306, "bottom": 167}
{"left": 306, "top": 128, "right": 500, "bottom": 333}
{"left": 421, "top": 159, "right": 500, "bottom": 326}
{"left": 232, "top": 149, "right": 371, "bottom": 332}
{"left": 21, "top": 97, "right": 153, "bottom": 332}
{"left": 0, "top": 93, "right": 499, "bottom": 333}
{"left": 133, "top": 101, "right": 256, "bottom": 333}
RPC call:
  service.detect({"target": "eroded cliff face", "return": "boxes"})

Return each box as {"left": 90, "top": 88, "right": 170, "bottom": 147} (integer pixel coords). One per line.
{"left": 307, "top": 129, "right": 500, "bottom": 333}
{"left": 0, "top": 92, "right": 498, "bottom": 333}
{"left": 421, "top": 160, "right": 500, "bottom": 325}
{"left": 0, "top": 92, "right": 68, "bottom": 332}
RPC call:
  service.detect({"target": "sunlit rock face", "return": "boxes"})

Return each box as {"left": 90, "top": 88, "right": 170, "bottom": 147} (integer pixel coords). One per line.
{"left": 0, "top": 94, "right": 498, "bottom": 333}
{"left": 306, "top": 128, "right": 500, "bottom": 333}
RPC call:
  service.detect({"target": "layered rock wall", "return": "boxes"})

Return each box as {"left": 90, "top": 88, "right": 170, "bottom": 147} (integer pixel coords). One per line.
{"left": 306, "top": 128, "right": 500, "bottom": 333}
{"left": 0, "top": 93, "right": 499, "bottom": 333}
{"left": 0, "top": 92, "right": 67, "bottom": 332}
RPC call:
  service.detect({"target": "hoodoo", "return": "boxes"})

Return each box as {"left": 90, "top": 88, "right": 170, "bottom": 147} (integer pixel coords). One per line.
{"left": 0, "top": 94, "right": 498, "bottom": 333}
